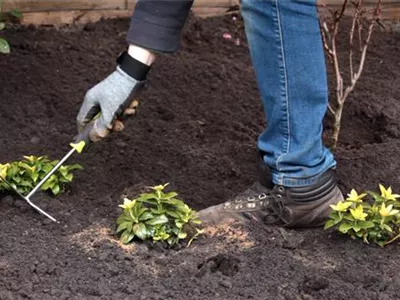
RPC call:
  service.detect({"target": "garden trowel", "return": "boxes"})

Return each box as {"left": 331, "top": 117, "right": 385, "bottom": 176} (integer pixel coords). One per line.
{"left": 0, "top": 173, "right": 60, "bottom": 222}
{"left": 0, "top": 122, "right": 93, "bottom": 223}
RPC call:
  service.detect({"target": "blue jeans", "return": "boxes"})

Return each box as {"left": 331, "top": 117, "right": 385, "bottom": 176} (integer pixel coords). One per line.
{"left": 241, "top": 0, "right": 336, "bottom": 187}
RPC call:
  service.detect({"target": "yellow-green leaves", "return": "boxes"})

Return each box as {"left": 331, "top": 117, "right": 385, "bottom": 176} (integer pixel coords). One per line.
{"left": 379, "top": 203, "right": 399, "bottom": 218}
{"left": 0, "top": 163, "right": 10, "bottom": 179}
{"left": 0, "top": 37, "right": 9, "bottom": 54}
{"left": 330, "top": 201, "right": 352, "bottom": 212}
{"left": 350, "top": 205, "right": 367, "bottom": 221}
{"left": 379, "top": 185, "right": 400, "bottom": 201}
{"left": 0, "top": 155, "right": 82, "bottom": 196}
{"left": 117, "top": 184, "right": 202, "bottom": 246}
{"left": 0, "top": 21, "right": 10, "bottom": 54}
{"left": 119, "top": 198, "right": 136, "bottom": 210}
{"left": 325, "top": 185, "right": 400, "bottom": 247}
{"left": 347, "top": 189, "right": 367, "bottom": 202}
{"left": 152, "top": 183, "right": 169, "bottom": 191}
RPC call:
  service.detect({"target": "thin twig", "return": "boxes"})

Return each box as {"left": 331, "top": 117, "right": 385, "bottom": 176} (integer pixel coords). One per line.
{"left": 320, "top": 22, "right": 334, "bottom": 60}
{"left": 357, "top": 18, "right": 363, "bottom": 51}
{"left": 328, "top": 103, "right": 335, "bottom": 116}
{"left": 336, "top": 0, "right": 348, "bottom": 22}
{"left": 319, "top": 0, "right": 382, "bottom": 149}
{"left": 332, "top": 19, "right": 343, "bottom": 104}
{"left": 349, "top": 0, "right": 361, "bottom": 81}
{"left": 384, "top": 231, "right": 400, "bottom": 246}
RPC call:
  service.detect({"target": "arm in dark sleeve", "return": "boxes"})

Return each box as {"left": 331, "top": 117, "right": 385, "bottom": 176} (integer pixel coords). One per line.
{"left": 127, "top": 0, "right": 194, "bottom": 53}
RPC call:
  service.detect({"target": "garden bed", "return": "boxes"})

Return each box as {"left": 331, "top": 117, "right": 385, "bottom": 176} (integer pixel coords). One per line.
{"left": 0, "top": 14, "right": 400, "bottom": 300}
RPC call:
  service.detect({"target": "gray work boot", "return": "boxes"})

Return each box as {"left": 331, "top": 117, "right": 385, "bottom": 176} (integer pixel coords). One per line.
{"left": 198, "top": 151, "right": 274, "bottom": 224}
{"left": 198, "top": 166, "right": 344, "bottom": 228}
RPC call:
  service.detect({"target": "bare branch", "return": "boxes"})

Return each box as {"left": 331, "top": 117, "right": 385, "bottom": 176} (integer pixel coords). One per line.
{"left": 349, "top": 0, "right": 361, "bottom": 82}
{"left": 328, "top": 103, "right": 335, "bottom": 116}
{"left": 321, "top": 0, "right": 382, "bottom": 149}
{"left": 351, "top": 17, "right": 376, "bottom": 84}
{"left": 357, "top": 18, "right": 363, "bottom": 51}
{"left": 332, "top": 20, "right": 343, "bottom": 103}
{"left": 320, "top": 22, "right": 334, "bottom": 60}
{"left": 336, "top": 0, "right": 348, "bottom": 22}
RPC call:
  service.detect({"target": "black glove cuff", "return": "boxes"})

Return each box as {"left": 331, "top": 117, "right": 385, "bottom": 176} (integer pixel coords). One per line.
{"left": 117, "top": 51, "right": 151, "bottom": 81}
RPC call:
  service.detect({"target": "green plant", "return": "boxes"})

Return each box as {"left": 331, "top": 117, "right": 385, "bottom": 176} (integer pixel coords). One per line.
{"left": 325, "top": 185, "right": 400, "bottom": 246}
{"left": 117, "top": 183, "right": 203, "bottom": 246}
{"left": 0, "top": 21, "right": 9, "bottom": 54}
{"left": 0, "top": 155, "right": 83, "bottom": 196}
{"left": 0, "top": 0, "right": 9, "bottom": 54}
{"left": 0, "top": 0, "right": 22, "bottom": 54}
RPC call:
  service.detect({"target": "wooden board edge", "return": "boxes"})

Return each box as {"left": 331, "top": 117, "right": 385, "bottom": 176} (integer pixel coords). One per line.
{"left": 20, "top": 9, "right": 132, "bottom": 26}
{"left": 18, "top": 7, "right": 232, "bottom": 25}
{"left": 17, "top": 5, "right": 400, "bottom": 26}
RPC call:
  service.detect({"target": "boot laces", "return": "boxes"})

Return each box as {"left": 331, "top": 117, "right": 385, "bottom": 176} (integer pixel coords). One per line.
{"left": 223, "top": 185, "right": 288, "bottom": 224}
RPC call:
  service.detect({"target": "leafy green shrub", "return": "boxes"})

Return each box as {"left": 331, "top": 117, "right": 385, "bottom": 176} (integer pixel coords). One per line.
{"left": 0, "top": 19, "right": 9, "bottom": 54}
{"left": 325, "top": 185, "right": 400, "bottom": 246}
{"left": 0, "top": 0, "right": 9, "bottom": 54}
{"left": 117, "top": 184, "right": 203, "bottom": 246}
{"left": 0, "top": 155, "right": 82, "bottom": 196}
{"left": 0, "top": 0, "right": 22, "bottom": 54}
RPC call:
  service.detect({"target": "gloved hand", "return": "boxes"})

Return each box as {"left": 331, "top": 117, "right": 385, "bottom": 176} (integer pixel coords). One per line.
{"left": 76, "top": 51, "right": 149, "bottom": 142}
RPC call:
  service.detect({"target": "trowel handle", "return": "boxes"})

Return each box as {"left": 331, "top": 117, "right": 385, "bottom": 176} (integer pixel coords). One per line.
{"left": 71, "top": 122, "right": 94, "bottom": 152}
{"left": 75, "top": 122, "right": 94, "bottom": 145}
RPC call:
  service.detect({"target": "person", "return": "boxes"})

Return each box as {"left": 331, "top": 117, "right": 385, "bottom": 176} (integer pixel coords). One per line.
{"left": 76, "top": 0, "right": 344, "bottom": 228}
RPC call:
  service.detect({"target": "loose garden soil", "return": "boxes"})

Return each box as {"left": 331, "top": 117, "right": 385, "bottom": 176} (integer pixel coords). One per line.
{"left": 1, "top": 13, "right": 400, "bottom": 300}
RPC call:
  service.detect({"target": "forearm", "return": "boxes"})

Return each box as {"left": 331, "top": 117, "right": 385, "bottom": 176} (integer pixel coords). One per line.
{"left": 128, "top": 44, "right": 156, "bottom": 66}
{"left": 127, "top": 0, "right": 194, "bottom": 54}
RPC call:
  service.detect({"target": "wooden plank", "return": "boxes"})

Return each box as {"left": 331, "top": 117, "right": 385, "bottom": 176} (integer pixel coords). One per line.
{"left": 2, "top": 0, "right": 126, "bottom": 12}
{"left": 4, "top": 0, "right": 400, "bottom": 12}
{"left": 126, "top": 0, "right": 233, "bottom": 10}
{"left": 318, "top": 1, "right": 400, "bottom": 20}
{"left": 18, "top": 7, "right": 232, "bottom": 25}
{"left": 193, "top": 7, "right": 231, "bottom": 17}
{"left": 381, "top": 7, "right": 400, "bottom": 19}
{"left": 318, "top": 0, "right": 400, "bottom": 9}
{"left": 2, "top": 0, "right": 236, "bottom": 12}
{"left": 319, "top": 0, "right": 400, "bottom": 5}
{"left": 20, "top": 9, "right": 131, "bottom": 25}
{"left": 193, "top": 0, "right": 235, "bottom": 8}
{"left": 12, "top": 0, "right": 400, "bottom": 25}
{"left": 127, "top": 0, "right": 136, "bottom": 11}
{"left": 18, "top": 7, "right": 231, "bottom": 25}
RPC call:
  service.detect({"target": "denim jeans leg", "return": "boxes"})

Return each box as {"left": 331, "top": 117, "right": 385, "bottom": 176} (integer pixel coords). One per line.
{"left": 240, "top": 0, "right": 336, "bottom": 187}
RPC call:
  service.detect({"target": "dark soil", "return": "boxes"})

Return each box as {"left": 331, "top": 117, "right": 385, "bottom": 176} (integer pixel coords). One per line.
{"left": 0, "top": 13, "right": 400, "bottom": 300}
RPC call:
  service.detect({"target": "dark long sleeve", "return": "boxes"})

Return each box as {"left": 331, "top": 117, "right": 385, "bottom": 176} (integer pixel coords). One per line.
{"left": 127, "top": 0, "right": 194, "bottom": 53}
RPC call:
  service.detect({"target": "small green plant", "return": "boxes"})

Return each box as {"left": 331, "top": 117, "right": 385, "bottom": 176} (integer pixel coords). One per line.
{"left": 117, "top": 183, "right": 203, "bottom": 246}
{"left": 0, "top": 20, "right": 9, "bottom": 54}
{"left": 325, "top": 185, "right": 400, "bottom": 246}
{"left": 0, "top": 0, "right": 22, "bottom": 54}
{"left": 0, "top": 155, "right": 83, "bottom": 196}
{"left": 0, "top": 0, "right": 9, "bottom": 54}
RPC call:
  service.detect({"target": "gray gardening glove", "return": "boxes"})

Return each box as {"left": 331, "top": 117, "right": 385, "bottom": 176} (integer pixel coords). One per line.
{"left": 77, "top": 66, "right": 146, "bottom": 142}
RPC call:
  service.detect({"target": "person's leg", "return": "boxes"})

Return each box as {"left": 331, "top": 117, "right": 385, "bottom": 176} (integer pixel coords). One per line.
{"left": 242, "top": 0, "right": 335, "bottom": 186}
{"left": 198, "top": 0, "right": 343, "bottom": 227}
